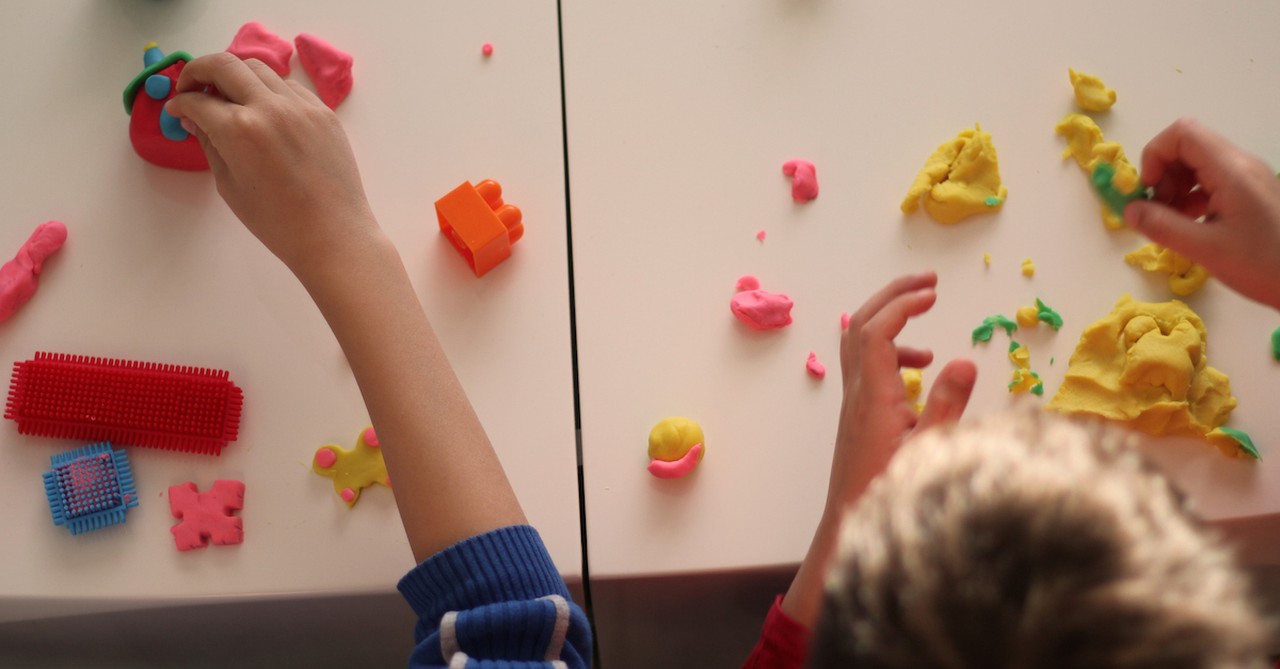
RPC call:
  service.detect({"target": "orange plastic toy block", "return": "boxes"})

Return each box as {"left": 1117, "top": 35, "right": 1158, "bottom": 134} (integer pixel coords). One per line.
{"left": 435, "top": 179, "right": 524, "bottom": 277}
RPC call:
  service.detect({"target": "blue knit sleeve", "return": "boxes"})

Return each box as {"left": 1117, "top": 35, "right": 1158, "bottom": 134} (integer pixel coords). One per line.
{"left": 397, "top": 525, "right": 592, "bottom": 669}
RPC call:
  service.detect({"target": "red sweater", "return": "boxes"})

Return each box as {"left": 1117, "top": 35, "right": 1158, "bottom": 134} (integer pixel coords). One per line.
{"left": 742, "top": 595, "right": 810, "bottom": 669}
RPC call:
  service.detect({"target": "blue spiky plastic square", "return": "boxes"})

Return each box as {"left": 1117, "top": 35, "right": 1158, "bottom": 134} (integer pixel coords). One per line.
{"left": 43, "top": 442, "right": 139, "bottom": 535}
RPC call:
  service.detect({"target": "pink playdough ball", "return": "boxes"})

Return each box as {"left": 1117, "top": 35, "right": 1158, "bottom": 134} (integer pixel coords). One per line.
{"left": 315, "top": 448, "right": 338, "bottom": 468}
{"left": 340, "top": 488, "right": 356, "bottom": 502}
{"left": 481, "top": 42, "right": 494, "bottom": 56}
{"left": 363, "top": 427, "right": 379, "bottom": 448}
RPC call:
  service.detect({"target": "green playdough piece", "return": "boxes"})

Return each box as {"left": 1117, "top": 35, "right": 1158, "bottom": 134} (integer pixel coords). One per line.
{"left": 984, "top": 196, "right": 1002, "bottom": 207}
{"left": 122, "top": 50, "right": 193, "bottom": 114}
{"left": 1008, "top": 340, "right": 1022, "bottom": 353}
{"left": 1272, "top": 325, "right": 1280, "bottom": 361}
{"left": 1031, "top": 382, "right": 1044, "bottom": 397}
{"left": 1091, "top": 161, "right": 1150, "bottom": 217}
{"left": 1035, "top": 298, "right": 1064, "bottom": 330}
{"left": 971, "top": 314, "right": 1017, "bottom": 344}
{"left": 1219, "top": 426, "right": 1261, "bottom": 460}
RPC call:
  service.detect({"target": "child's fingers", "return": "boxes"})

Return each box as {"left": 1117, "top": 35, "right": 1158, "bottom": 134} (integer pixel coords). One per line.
{"left": 241, "top": 58, "right": 294, "bottom": 96}
{"left": 897, "top": 346, "right": 933, "bottom": 369}
{"left": 165, "top": 91, "right": 235, "bottom": 139}
{"left": 844, "top": 272, "right": 937, "bottom": 338}
{"left": 1141, "top": 118, "right": 1235, "bottom": 193}
{"left": 916, "top": 358, "right": 977, "bottom": 431}
{"left": 857, "top": 288, "right": 937, "bottom": 382}
{"left": 1125, "top": 200, "right": 1220, "bottom": 262}
{"left": 174, "top": 52, "right": 270, "bottom": 103}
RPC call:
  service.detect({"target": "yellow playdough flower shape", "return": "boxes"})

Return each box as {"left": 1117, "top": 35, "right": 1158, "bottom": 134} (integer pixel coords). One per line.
{"left": 901, "top": 124, "right": 1007, "bottom": 225}
{"left": 1069, "top": 68, "right": 1117, "bottom": 112}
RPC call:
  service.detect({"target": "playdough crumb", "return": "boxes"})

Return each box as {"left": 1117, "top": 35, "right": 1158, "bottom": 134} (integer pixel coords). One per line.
{"left": 756, "top": 230, "right": 766, "bottom": 242}
{"left": 901, "top": 124, "right": 1007, "bottom": 225}
{"left": 1068, "top": 68, "right": 1117, "bottom": 112}
{"left": 782, "top": 159, "right": 819, "bottom": 202}
{"left": 902, "top": 369, "right": 923, "bottom": 413}
{"left": 1021, "top": 258, "right": 1036, "bottom": 277}
{"left": 1125, "top": 243, "right": 1210, "bottom": 297}
{"left": 840, "top": 312, "right": 851, "bottom": 330}
{"left": 806, "top": 352, "right": 826, "bottom": 379}
{"left": 647, "top": 417, "right": 704, "bottom": 479}
{"left": 731, "top": 277, "right": 793, "bottom": 330}
{"left": 1208, "top": 427, "right": 1260, "bottom": 460}
{"left": 1048, "top": 294, "right": 1239, "bottom": 455}
{"left": 971, "top": 314, "right": 1018, "bottom": 344}
{"left": 1016, "top": 306, "right": 1039, "bottom": 328}
{"left": 481, "top": 42, "right": 494, "bottom": 57}
{"left": 983, "top": 252, "right": 992, "bottom": 266}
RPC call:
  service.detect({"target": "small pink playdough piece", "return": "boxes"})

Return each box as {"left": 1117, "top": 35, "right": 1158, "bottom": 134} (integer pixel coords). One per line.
{"left": 840, "top": 312, "right": 851, "bottom": 330}
{"left": 482, "top": 42, "right": 494, "bottom": 57}
{"left": 295, "top": 33, "right": 353, "bottom": 109}
{"left": 227, "top": 22, "right": 293, "bottom": 76}
{"left": 314, "top": 447, "right": 338, "bottom": 468}
{"left": 0, "top": 221, "right": 67, "bottom": 323}
{"left": 806, "top": 352, "right": 826, "bottom": 379}
{"left": 731, "top": 277, "right": 793, "bottom": 331}
{"left": 756, "top": 230, "right": 766, "bottom": 242}
{"left": 168, "top": 480, "right": 245, "bottom": 551}
{"left": 340, "top": 488, "right": 356, "bottom": 503}
{"left": 362, "top": 426, "right": 379, "bottom": 448}
{"left": 647, "top": 443, "right": 703, "bottom": 479}
{"left": 782, "top": 159, "right": 818, "bottom": 203}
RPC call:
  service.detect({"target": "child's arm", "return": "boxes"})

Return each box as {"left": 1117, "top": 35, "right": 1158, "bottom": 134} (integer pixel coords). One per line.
{"left": 749, "top": 272, "right": 976, "bottom": 667}
{"left": 1126, "top": 118, "right": 1280, "bottom": 311}
{"left": 165, "top": 53, "right": 526, "bottom": 562}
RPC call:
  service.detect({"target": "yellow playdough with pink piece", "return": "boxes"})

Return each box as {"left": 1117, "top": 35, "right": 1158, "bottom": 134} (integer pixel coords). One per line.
{"left": 313, "top": 426, "right": 389, "bottom": 507}
{"left": 1048, "top": 295, "right": 1243, "bottom": 456}
{"left": 647, "top": 416, "right": 705, "bottom": 479}
{"left": 1124, "top": 243, "right": 1211, "bottom": 297}
{"left": 901, "top": 124, "right": 1007, "bottom": 224}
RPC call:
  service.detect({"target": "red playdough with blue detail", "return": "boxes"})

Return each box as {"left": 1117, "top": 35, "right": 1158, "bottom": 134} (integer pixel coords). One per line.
{"left": 122, "top": 42, "right": 209, "bottom": 171}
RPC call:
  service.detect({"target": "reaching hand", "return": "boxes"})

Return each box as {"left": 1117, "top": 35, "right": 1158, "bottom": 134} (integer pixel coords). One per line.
{"left": 829, "top": 271, "right": 977, "bottom": 509}
{"left": 163, "top": 52, "right": 378, "bottom": 278}
{"left": 1125, "top": 118, "right": 1280, "bottom": 310}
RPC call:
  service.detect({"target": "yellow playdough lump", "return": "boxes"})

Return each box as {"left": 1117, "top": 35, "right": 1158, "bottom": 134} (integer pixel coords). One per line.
{"left": 1021, "top": 258, "right": 1036, "bottom": 277}
{"left": 901, "top": 124, "right": 1008, "bottom": 224}
{"left": 1055, "top": 113, "right": 1139, "bottom": 230}
{"left": 902, "top": 369, "right": 924, "bottom": 413}
{"left": 1124, "top": 243, "right": 1211, "bottom": 297}
{"left": 1016, "top": 306, "right": 1039, "bottom": 328}
{"left": 648, "top": 416, "right": 705, "bottom": 464}
{"left": 1069, "top": 68, "right": 1117, "bottom": 112}
{"left": 1048, "top": 294, "right": 1237, "bottom": 447}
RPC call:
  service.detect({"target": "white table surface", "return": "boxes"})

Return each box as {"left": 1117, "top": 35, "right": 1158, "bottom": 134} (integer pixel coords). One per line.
{"left": 562, "top": 0, "right": 1280, "bottom": 577}
{"left": 0, "top": 0, "right": 580, "bottom": 622}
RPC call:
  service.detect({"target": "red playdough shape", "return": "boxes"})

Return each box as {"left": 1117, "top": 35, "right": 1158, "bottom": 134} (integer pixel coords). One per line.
{"left": 782, "top": 159, "right": 818, "bottom": 202}
{"left": 227, "top": 22, "right": 293, "bottom": 76}
{"left": 168, "top": 480, "right": 245, "bottom": 551}
{"left": 0, "top": 221, "right": 66, "bottom": 323}
{"left": 128, "top": 59, "right": 209, "bottom": 171}
{"left": 295, "top": 33, "right": 353, "bottom": 109}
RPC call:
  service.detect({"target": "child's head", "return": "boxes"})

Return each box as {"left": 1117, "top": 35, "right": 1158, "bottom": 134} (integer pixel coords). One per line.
{"left": 810, "top": 407, "right": 1269, "bottom": 669}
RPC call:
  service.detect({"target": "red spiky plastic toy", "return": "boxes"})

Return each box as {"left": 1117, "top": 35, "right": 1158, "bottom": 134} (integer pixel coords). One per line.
{"left": 5, "top": 352, "right": 243, "bottom": 455}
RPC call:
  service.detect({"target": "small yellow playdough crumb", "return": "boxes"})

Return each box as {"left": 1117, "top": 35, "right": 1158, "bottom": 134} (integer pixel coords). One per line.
{"left": 1047, "top": 294, "right": 1237, "bottom": 450}
{"left": 901, "top": 124, "right": 1008, "bottom": 225}
{"left": 902, "top": 369, "right": 924, "bottom": 413}
{"left": 1055, "top": 113, "right": 1139, "bottom": 230}
{"left": 1205, "top": 428, "right": 1256, "bottom": 459}
{"left": 1009, "top": 368, "right": 1039, "bottom": 394}
{"left": 983, "top": 252, "right": 992, "bottom": 266}
{"left": 1068, "top": 68, "right": 1117, "bottom": 112}
{"left": 1021, "top": 258, "right": 1036, "bottom": 277}
{"left": 1016, "top": 306, "right": 1039, "bottom": 328}
{"left": 1124, "top": 243, "right": 1211, "bottom": 297}
{"left": 1010, "top": 344, "right": 1031, "bottom": 369}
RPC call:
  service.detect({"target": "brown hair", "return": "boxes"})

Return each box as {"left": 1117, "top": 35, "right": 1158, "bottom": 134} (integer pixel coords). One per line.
{"left": 810, "top": 407, "right": 1269, "bottom": 669}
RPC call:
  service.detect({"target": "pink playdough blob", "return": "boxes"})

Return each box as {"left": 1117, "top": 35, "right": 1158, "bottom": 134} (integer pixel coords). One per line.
{"left": 227, "top": 22, "right": 293, "bottom": 76}
{"left": 0, "top": 221, "right": 67, "bottom": 323}
{"left": 731, "top": 289, "right": 793, "bottom": 330}
{"left": 482, "top": 42, "right": 494, "bottom": 57}
{"left": 363, "top": 426, "right": 379, "bottom": 448}
{"left": 735, "top": 275, "right": 760, "bottom": 292}
{"left": 647, "top": 443, "right": 703, "bottom": 479}
{"left": 295, "top": 33, "right": 353, "bottom": 109}
{"left": 781, "top": 159, "right": 818, "bottom": 202}
{"left": 806, "top": 352, "right": 826, "bottom": 379}
{"left": 340, "top": 488, "right": 356, "bottom": 502}
{"left": 314, "top": 448, "right": 338, "bottom": 469}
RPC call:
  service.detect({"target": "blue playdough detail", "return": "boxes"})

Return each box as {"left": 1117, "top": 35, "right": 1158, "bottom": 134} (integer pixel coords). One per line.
{"left": 984, "top": 196, "right": 1002, "bottom": 206}
{"left": 159, "top": 108, "right": 188, "bottom": 141}
{"left": 42, "top": 442, "right": 139, "bottom": 535}
{"left": 144, "top": 74, "right": 171, "bottom": 100}
{"left": 144, "top": 46, "right": 166, "bottom": 68}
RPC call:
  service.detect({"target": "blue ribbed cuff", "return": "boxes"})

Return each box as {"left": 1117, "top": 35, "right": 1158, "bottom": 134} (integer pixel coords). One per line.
{"left": 397, "top": 525, "right": 571, "bottom": 624}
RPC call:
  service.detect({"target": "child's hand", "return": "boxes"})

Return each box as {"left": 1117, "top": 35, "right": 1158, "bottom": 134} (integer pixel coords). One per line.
{"left": 1126, "top": 118, "right": 1280, "bottom": 310}
{"left": 163, "top": 53, "right": 378, "bottom": 277}
{"left": 829, "top": 272, "right": 976, "bottom": 509}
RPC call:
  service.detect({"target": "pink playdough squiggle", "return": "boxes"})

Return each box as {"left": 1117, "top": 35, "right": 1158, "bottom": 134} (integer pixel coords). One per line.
{"left": 0, "top": 221, "right": 67, "bottom": 323}
{"left": 647, "top": 443, "right": 703, "bottom": 479}
{"left": 782, "top": 159, "right": 818, "bottom": 202}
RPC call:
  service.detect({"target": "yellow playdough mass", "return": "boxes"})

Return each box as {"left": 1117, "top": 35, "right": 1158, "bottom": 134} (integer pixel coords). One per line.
{"left": 902, "top": 369, "right": 924, "bottom": 413}
{"left": 648, "top": 416, "right": 705, "bottom": 463}
{"left": 901, "top": 124, "right": 1008, "bottom": 225}
{"left": 1069, "top": 68, "right": 1117, "bottom": 112}
{"left": 1055, "top": 113, "right": 1139, "bottom": 230}
{"left": 1048, "top": 294, "right": 1237, "bottom": 448}
{"left": 1124, "top": 243, "right": 1211, "bottom": 297}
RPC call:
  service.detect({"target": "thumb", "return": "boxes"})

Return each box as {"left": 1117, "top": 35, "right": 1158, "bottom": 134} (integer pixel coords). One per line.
{"left": 1125, "top": 200, "right": 1214, "bottom": 259}
{"left": 916, "top": 359, "right": 977, "bottom": 431}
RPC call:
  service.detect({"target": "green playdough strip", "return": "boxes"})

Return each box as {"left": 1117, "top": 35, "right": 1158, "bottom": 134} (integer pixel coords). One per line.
{"left": 1219, "top": 426, "right": 1261, "bottom": 460}
{"left": 1035, "top": 298, "right": 1064, "bottom": 330}
{"left": 122, "top": 51, "right": 193, "bottom": 114}
{"left": 1272, "top": 325, "right": 1280, "bottom": 361}
{"left": 1091, "top": 161, "right": 1150, "bottom": 217}
{"left": 972, "top": 314, "right": 1018, "bottom": 344}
